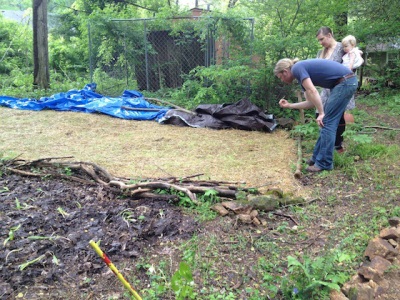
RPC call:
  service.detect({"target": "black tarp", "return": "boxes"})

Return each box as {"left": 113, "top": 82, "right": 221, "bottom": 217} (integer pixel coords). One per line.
{"left": 159, "top": 98, "right": 277, "bottom": 132}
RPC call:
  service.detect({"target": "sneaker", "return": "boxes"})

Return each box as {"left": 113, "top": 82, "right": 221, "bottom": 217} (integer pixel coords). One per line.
{"left": 306, "top": 159, "right": 315, "bottom": 166}
{"left": 336, "top": 148, "right": 345, "bottom": 154}
{"left": 306, "top": 165, "right": 323, "bottom": 172}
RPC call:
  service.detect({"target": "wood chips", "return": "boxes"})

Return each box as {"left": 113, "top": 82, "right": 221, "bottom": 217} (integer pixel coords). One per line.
{"left": 0, "top": 107, "right": 310, "bottom": 197}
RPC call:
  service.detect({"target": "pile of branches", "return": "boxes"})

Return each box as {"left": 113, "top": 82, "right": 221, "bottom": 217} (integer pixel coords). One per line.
{"left": 1, "top": 156, "right": 256, "bottom": 205}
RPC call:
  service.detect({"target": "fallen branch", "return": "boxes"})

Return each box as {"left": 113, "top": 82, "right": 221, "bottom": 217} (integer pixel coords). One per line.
{"left": 272, "top": 211, "right": 299, "bottom": 226}
{"left": 145, "top": 97, "right": 196, "bottom": 115}
{"left": 2, "top": 157, "right": 255, "bottom": 204}
{"left": 109, "top": 180, "right": 199, "bottom": 205}
{"left": 364, "top": 125, "right": 400, "bottom": 131}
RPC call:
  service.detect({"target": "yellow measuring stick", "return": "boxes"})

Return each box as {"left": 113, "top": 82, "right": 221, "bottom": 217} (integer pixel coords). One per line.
{"left": 89, "top": 240, "right": 142, "bottom": 300}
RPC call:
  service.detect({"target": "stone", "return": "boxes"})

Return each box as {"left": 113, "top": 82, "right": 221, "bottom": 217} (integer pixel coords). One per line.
{"left": 379, "top": 227, "right": 400, "bottom": 240}
{"left": 329, "top": 289, "right": 349, "bottom": 300}
{"left": 388, "top": 239, "right": 398, "bottom": 248}
{"left": 364, "top": 237, "right": 399, "bottom": 262}
{"left": 350, "top": 283, "right": 374, "bottom": 300}
{"left": 342, "top": 274, "right": 366, "bottom": 295}
{"left": 211, "top": 203, "right": 230, "bottom": 216}
{"left": 247, "top": 195, "right": 279, "bottom": 211}
{"left": 358, "top": 256, "right": 392, "bottom": 283}
{"left": 237, "top": 214, "right": 252, "bottom": 224}
{"left": 249, "top": 210, "right": 258, "bottom": 219}
{"left": 252, "top": 217, "right": 261, "bottom": 226}
{"left": 388, "top": 216, "right": 400, "bottom": 227}
{"left": 221, "top": 201, "right": 253, "bottom": 215}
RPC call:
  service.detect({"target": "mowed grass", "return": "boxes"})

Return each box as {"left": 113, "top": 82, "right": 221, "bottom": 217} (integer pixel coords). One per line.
{"left": 0, "top": 107, "right": 309, "bottom": 197}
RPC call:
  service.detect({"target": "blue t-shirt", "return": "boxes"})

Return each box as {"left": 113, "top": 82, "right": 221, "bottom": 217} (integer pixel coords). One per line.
{"left": 291, "top": 59, "right": 353, "bottom": 90}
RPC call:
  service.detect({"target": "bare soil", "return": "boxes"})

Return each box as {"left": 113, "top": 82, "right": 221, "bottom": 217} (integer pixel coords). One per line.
{"left": 0, "top": 100, "right": 399, "bottom": 300}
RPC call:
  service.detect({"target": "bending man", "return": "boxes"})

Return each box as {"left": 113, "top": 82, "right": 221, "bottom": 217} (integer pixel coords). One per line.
{"left": 274, "top": 58, "right": 357, "bottom": 172}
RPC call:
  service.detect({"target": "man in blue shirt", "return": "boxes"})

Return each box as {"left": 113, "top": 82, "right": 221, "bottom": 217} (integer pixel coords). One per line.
{"left": 274, "top": 58, "right": 358, "bottom": 172}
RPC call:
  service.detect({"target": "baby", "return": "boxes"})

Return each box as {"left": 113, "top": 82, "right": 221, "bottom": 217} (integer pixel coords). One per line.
{"left": 342, "top": 35, "right": 364, "bottom": 71}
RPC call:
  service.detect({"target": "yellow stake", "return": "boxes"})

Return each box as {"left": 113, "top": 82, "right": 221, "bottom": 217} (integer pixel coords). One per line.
{"left": 89, "top": 240, "right": 142, "bottom": 300}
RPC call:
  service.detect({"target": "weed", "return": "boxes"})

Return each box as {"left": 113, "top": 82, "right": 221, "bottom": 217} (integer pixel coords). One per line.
{"left": 200, "top": 189, "right": 219, "bottom": 204}
{"left": 15, "top": 198, "right": 21, "bottom": 210}
{"left": 57, "top": 207, "right": 70, "bottom": 218}
{"left": 19, "top": 254, "right": 46, "bottom": 271}
{"left": 3, "top": 224, "right": 21, "bottom": 246}
{"left": 119, "top": 208, "right": 137, "bottom": 227}
{"left": 392, "top": 206, "right": 400, "bottom": 217}
{"left": 0, "top": 186, "right": 10, "bottom": 193}
{"left": 171, "top": 262, "right": 197, "bottom": 300}
{"left": 14, "top": 197, "right": 35, "bottom": 210}
{"left": 27, "top": 235, "right": 68, "bottom": 242}
{"left": 138, "top": 261, "right": 169, "bottom": 299}
{"left": 281, "top": 250, "right": 351, "bottom": 299}
{"left": 291, "top": 122, "right": 319, "bottom": 140}
{"left": 63, "top": 167, "right": 72, "bottom": 176}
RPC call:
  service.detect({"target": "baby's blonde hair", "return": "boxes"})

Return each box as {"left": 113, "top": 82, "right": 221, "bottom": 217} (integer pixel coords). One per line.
{"left": 273, "top": 58, "right": 300, "bottom": 75}
{"left": 342, "top": 35, "right": 357, "bottom": 47}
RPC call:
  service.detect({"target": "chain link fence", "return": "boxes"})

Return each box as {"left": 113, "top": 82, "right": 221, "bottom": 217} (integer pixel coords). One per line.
{"left": 88, "top": 16, "right": 255, "bottom": 96}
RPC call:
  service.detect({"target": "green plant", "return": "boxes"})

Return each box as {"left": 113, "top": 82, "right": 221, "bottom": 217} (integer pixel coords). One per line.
{"left": 341, "top": 125, "right": 373, "bottom": 145}
{"left": 57, "top": 207, "right": 70, "bottom": 218}
{"left": 138, "top": 261, "right": 169, "bottom": 299}
{"left": 281, "top": 250, "right": 351, "bottom": 299}
{"left": 63, "top": 167, "right": 73, "bottom": 176}
{"left": 171, "top": 262, "right": 197, "bottom": 300}
{"left": 170, "top": 63, "right": 260, "bottom": 109}
{"left": 119, "top": 208, "right": 137, "bottom": 227}
{"left": 0, "top": 186, "right": 10, "bottom": 193}
{"left": 200, "top": 189, "right": 219, "bottom": 204}
{"left": 3, "top": 224, "right": 21, "bottom": 246}
{"left": 392, "top": 206, "right": 400, "bottom": 217}
{"left": 19, "top": 254, "right": 46, "bottom": 271}
{"left": 291, "top": 122, "right": 319, "bottom": 140}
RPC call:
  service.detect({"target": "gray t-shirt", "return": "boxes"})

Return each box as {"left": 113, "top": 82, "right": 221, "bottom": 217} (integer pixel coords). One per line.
{"left": 317, "top": 42, "right": 355, "bottom": 110}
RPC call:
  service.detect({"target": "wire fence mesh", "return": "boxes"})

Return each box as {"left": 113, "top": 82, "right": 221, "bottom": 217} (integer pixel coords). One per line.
{"left": 88, "top": 16, "right": 255, "bottom": 96}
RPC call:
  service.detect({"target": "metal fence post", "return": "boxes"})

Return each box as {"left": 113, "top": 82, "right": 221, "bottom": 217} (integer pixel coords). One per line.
{"left": 143, "top": 19, "right": 149, "bottom": 91}
{"left": 88, "top": 22, "right": 93, "bottom": 83}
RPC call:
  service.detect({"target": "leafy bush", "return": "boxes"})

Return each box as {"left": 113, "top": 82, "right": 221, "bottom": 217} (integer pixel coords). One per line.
{"left": 170, "top": 63, "right": 262, "bottom": 109}
{"left": 281, "top": 251, "right": 351, "bottom": 299}
{"left": 0, "top": 16, "right": 32, "bottom": 74}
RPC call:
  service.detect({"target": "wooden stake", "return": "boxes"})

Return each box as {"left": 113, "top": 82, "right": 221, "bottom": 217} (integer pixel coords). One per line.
{"left": 294, "top": 91, "right": 305, "bottom": 179}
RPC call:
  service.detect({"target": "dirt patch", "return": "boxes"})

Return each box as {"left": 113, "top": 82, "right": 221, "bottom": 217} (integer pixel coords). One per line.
{"left": 0, "top": 173, "right": 197, "bottom": 299}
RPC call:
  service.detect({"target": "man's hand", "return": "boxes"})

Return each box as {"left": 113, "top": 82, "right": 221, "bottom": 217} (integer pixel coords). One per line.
{"left": 279, "top": 99, "right": 291, "bottom": 108}
{"left": 316, "top": 112, "right": 325, "bottom": 127}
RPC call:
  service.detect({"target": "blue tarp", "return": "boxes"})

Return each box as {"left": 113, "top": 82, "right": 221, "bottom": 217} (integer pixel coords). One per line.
{"left": 0, "top": 83, "right": 170, "bottom": 121}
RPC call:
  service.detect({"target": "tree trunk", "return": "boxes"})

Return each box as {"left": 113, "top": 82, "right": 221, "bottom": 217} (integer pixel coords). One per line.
{"left": 33, "top": 0, "right": 50, "bottom": 89}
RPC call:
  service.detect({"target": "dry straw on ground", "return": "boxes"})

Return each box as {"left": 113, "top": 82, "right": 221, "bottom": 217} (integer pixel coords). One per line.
{"left": 0, "top": 107, "right": 310, "bottom": 197}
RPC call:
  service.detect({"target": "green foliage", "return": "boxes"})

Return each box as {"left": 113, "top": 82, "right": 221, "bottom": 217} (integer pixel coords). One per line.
{"left": 351, "top": 0, "right": 400, "bottom": 41}
{"left": 0, "top": 15, "right": 32, "bottom": 74}
{"left": 393, "top": 206, "right": 400, "bottom": 218}
{"left": 281, "top": 250, "right": 351, "bottom": 299}
{"left": 171, "top": 262, "right": 197, "bottom": 300}
{"left": 350, "top": 143, "right": 394, "bottom": 160}
{"left": 137, "top": 261, "right": 169, "bottom": 299}
{"left": 170, "top": 63, "right": 261, "bottom": 109}
{"left": 49, "top": 36, "right": 86, "bottom": 72}
{"left": 341, "top": 124, "right": 373, "bottom": 145}
{"left": 291, "top": 121, "right": 319, "bottom": 140}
